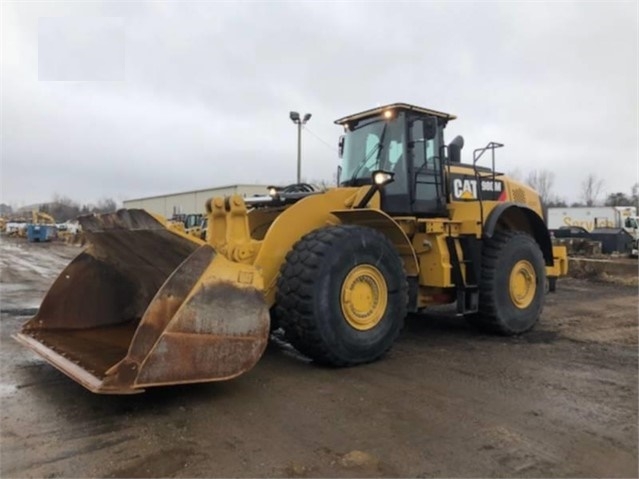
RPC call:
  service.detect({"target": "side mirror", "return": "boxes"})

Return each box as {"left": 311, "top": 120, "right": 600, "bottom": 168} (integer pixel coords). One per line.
{"left": 338, "top": 135, "right": 345, "bottom": 159}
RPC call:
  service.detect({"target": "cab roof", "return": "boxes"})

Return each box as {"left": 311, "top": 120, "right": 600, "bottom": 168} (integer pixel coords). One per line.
{"left": 334, "top": 102, "right": 457, "bottom": 125}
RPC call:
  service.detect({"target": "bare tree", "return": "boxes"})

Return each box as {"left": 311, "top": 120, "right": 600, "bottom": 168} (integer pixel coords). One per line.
{"left": 50, "top": 193, "right": 80, "bottom": 222}
{"left": 580, "top": 174, "right": 604, "bottom": 206}
{"left": 94, "top": 198, "right": 118, "bottom": 213}
{"left": 546, "top": 195, "right": 567, "bottom": 207}
{"left": 525, "top": 169, "right": 555, "bottom": 205}
{"left": 46, "top": 194, "right": 119, "bottom": 221}
{"left": 604, "top": 192, "right": 632, "bottom": 207}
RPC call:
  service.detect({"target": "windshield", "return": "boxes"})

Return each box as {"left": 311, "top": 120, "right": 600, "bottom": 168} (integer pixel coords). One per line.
{"left": 185, "top": 214, "right": 202, "bottom": 228}
{"left": 340, "top": 116, "right": 404, "bottom": 185}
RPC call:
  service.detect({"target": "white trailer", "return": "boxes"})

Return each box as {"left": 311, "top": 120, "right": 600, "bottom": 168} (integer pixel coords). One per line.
{"left": 548, "top": 206, "right": 639, "bottom": 256}
{"left": 547, "top": 206, "right": 637, "bottom": 232}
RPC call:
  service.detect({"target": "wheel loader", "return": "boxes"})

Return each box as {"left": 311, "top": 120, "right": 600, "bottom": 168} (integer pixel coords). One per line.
{"left": 14, "top": 103, "right": 567, "bottom": 394}
{"left": 167, "top": 213, "right": 205, "bottom": 239}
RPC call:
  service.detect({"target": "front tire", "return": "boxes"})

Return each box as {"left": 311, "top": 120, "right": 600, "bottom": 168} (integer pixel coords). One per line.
{"left": 275, "top": 225, "right": 408, "bottom": 366}
{"left": 471, "top": 230, "right": 546, "bottom": 335}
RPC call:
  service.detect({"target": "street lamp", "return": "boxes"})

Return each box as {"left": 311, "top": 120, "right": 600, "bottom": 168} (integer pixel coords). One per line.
{"left": 289, "top": 111, "right": 312, "bottom": 183}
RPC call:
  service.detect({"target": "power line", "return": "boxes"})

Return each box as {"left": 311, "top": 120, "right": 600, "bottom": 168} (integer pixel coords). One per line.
{"left": 303, "top": 126, "right": 338, "bottom": 153}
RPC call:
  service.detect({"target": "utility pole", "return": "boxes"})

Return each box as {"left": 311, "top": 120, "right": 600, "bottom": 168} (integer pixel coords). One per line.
{"left": 289, "top": 111, "right": 312, "bottom": 183}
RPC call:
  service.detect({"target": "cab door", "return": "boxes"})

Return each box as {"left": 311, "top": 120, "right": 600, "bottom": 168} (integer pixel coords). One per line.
{"left": 408, "top": 116, "right": 447, "bottom": 216}
{"left": 378, "top": 112, "right": 412, "bottom": 215}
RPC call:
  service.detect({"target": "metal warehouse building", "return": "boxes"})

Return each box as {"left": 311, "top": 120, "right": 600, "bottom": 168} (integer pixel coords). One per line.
{"left": 123, "top": 184, "right": 270, "bottom": 218}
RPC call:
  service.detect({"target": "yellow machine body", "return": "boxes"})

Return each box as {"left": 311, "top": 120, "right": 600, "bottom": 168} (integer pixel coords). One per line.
{"left": 32, "top": 210, "right": 56, "bottom": 225}
{"left": 15, "top": 103, "right": 568, "bottom": 393}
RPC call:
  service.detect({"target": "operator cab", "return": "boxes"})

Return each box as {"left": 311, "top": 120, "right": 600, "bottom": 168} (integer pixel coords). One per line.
{"left": 335, "top": 103, "right": 456, "bottom": 217}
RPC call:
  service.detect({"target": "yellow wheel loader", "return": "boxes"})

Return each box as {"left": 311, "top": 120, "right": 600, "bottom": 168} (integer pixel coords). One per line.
{"left": 168, "top": 213, "right": 205, "bottom": 239}
{"left": 14, "top": 103, "right": 567, "bottom": 394}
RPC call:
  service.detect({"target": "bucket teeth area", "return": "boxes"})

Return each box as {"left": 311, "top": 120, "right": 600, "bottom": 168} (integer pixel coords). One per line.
{"left": 15, "top": 210, "right": 270, "bottom": 394}
{"left": 24, "top": 324, "right": 139, "bottom": 380}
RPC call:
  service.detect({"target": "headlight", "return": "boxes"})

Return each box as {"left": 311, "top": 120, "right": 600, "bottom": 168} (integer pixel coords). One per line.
{"left": 372, "top": 171, "right": 395, "bottom": 186}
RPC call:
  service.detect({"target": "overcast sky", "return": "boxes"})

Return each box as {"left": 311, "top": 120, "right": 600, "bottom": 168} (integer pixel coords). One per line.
{"left": 1, "top": 1, "right": 637, "bottom": 207}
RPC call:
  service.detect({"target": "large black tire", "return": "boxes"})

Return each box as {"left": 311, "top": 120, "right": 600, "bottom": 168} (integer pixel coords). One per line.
{"left": 275, "top": 225, "right": 408, "bottom": 366}
{"left": 471, "top": 230, "right": 546, "bottom": 335}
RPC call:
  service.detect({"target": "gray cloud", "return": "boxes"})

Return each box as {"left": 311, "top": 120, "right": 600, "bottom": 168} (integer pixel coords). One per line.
{"left": 2, "top": 1, "right": 637, "bottom": 207}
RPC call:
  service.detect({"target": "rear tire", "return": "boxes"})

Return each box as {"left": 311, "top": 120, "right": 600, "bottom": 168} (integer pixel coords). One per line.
{"left": 275, "top": 225, "right": 407, "bottom": 366}
{"left": 470, "top": 230, "right": 546, "bottom": 335}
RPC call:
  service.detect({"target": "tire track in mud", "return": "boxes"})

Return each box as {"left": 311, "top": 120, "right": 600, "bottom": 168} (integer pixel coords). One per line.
{"left": 106, "top": 448, "right": 208, "bottom": 478}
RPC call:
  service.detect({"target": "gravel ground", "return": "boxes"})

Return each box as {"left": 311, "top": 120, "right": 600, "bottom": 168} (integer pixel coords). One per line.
{"left": 1, "top": 237, "right": 637, "bottom": 478}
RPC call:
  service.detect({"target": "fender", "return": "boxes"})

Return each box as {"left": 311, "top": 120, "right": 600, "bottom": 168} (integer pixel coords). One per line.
{"left": 331, "top": 209, "right": 419, "bottom": 277}
{"left": 484, "top": 203, "right": 553, "bottom": 265}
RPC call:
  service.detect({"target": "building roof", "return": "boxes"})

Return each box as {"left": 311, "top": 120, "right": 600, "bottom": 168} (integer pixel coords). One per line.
{"left": 334, "top": 102, "right": 457, "bottom": 125}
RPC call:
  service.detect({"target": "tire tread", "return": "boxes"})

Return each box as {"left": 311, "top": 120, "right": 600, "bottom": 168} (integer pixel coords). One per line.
{"left": 473, "top": 230, "right": 545, "bottom": 335}
{"left": 275, "top": 225, "right": 406, "bottom": 366}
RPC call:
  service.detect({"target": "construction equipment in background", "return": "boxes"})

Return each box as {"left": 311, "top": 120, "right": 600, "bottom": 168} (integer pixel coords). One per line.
{"left": 55, "top": 221, "right": 85, "bottom": 245}
{"left": 15, "top": 103, "right": 568, "bottom": 394}
{"left": 5, "top": 215, "right": 29, "bottom": 238}
{"left": 168, "top": 213, "right": 204, "bottom": 239}
{"left": 548, "top": 206, "right": 637, "bottom": 232}
{"left": 4, "top": 222, "right": 26, "bottom": 237}
{"left": 2, "top": 210, "right": 57, "bottom": 239}
{"left": 31, "top": 210, "right": 56, "bottom": 226}
{"left": 548, "top": 206, "right": 639, "bottom": 255}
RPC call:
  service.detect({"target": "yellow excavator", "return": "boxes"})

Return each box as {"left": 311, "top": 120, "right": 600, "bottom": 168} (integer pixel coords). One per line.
{"left": 15, "top": 103, "right": 567, "bottom": 394}
{"left": 32, "top": 210, "right": 56, "bottom": 225}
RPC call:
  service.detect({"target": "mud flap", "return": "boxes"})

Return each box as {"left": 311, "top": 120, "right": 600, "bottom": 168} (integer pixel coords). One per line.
{"left": 14, "top": 209, "right": 270, "bottom": 394}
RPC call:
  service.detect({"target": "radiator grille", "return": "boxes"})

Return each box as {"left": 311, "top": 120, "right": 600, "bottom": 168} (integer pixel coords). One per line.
{"left": 512, "top": 187, "right": 527, "bottom": 204}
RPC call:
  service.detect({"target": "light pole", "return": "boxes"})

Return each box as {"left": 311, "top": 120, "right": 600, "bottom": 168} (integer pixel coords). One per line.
{"left": 289, "top": 111, "right": 312, "bottom": 183}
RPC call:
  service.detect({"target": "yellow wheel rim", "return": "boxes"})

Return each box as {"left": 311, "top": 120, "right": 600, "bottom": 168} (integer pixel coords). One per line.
{"left": 509, "top": 260, "right": 536, "bottom": 309}
{"left": 341, "top": 264, "right": 388, "bottom": 331}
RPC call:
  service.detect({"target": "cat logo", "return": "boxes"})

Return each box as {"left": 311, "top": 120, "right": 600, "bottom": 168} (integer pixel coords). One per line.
{"left": 453, "top": 178, "right": 478, "bottom": 200}
{"left": 451, "top": 175, "right": 505, "bottom": 201}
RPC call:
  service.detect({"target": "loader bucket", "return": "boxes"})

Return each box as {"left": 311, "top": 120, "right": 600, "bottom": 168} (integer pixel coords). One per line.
{"left": 14, "top": 209, "right": 270, "bottom": 394}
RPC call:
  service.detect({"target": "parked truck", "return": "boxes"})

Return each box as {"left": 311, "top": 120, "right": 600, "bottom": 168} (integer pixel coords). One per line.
{"left": 548, "top": 206, "right": 637, "bottom": 232}
{"left": 548, "top": 206, "right": 638, "bottom": 255}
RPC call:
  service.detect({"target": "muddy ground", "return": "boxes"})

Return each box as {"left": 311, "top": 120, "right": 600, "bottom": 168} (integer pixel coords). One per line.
{"left": 1, "top": 237, "right": 637, "bottom": 478}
